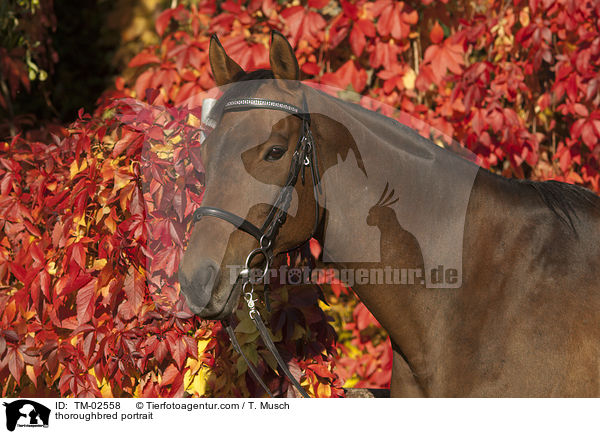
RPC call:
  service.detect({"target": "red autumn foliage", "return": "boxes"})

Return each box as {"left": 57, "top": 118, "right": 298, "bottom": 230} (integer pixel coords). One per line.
{"left": 1, "top": 0, "right": 600, "bottom": 396}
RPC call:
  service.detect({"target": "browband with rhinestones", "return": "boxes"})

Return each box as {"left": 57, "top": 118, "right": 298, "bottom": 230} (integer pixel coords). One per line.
{"left": 223, "top": 98, "right": 310, "bottom": 123}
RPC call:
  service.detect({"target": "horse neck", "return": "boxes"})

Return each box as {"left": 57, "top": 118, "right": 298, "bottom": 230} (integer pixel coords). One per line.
{"left": 310, "top": 94, "right": 479, "bottom": 276}
{"left": 309, "top": 94, "right": 481, "bottom": 388}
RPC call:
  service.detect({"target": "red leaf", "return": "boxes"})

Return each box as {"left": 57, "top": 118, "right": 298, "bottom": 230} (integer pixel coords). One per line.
{"left": 357, "top": 19, "right": 376, "bottom": 37}
{"left": 369, "top": 39, "right": 400, "bottom": 70}
{"left": 134, "top": 69, "right": 156, "bottom": 100}
{"left": 423, "top": 39, "right": 465, "bottom": 83}
{"left": 330, "top": 280, "right": 348, "bottom": 297}
{"left": 40, "top": 270, "right": 51, "bottom": 300}
{"left": 430, "top": 21, "right": 444, "bottom": 44}
{"left": 308, "top": 0, "right": 329, "bottom": 8}
{"left": 321, "top": 60, "right": 367, "bottom": 93}
{"left": 71, "top": 243, "right": 86, "bottom": 270}
{"left": 169, "top": 336, "right": 187, "bottom": 369}
{"left": 152, "top": 246, "right": 180, "bottom": 277}
{"left": 281, "top": 6, "right": 327, "bottom": 47}
{"left": 124, "top": 266, "right": 145, "bottom": 314}
{"left": 76, "top": 278, "right": 97, "bottom": 325}
{"left": 573, "top": 103, "right": 589, "bottom": 117}
{"left": 471, "top": 109, "right": 485, "bottom": 135}
{"left": 355, "top": 302, "right": 381, "bottom": 328}
{"left": 155, "top": 339, "right": 168, "bottom": 363}
{"left": 156, "top": 9, "right": 176, "bottom": 36}
{"left": 161, "top": 363, "right": 180, "bottom": 385}
{"left": 30, "top": 242, "right": 44, "bottom": 265}
{"left": 24, "top": 220, "right": 41, "bottom": 237}
{"left": 128, "top": 52, "right": 161, "bottom": 68}
{"left": 581, "top": 122, "right": 598, "bottom": 148}
{"left": 309, "top": 238, "right": 321, "bottom": 259}
{"left": 350, "top": 26, "right": 366, "bottom": 57}
{"left": 183, "top": 335, "right": 198, "bottom": 359}
{"left": 374, "top": 1, "right": 414, "bottom": 40}
{"left": 145, "top": 88, "right": 160, "bottom": 104}
{"left": 301, "top": 62, "right": 321, "bottom": 76}
{"left": 7, "top": 347, "right": 24, "bottom": 383}
{"left": 309, "top": 363, "right": 335, "bottom": 380}
{"left": 147, "top": 125, "right": 165, "bottom": 141}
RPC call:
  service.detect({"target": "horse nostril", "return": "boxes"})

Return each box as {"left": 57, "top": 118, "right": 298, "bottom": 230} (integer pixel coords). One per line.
{"left": 184, "top": 258, "right": 220, "bottom": 293}
{"left": 178, "top": 258, "right": 221, "bottom": 312}
{"left": 198, "top": 262, "right": 217, "bottom": 287}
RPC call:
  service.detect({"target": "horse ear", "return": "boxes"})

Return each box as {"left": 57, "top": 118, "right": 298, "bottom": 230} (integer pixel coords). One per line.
{"left": 269, "top": 31, "right": 299, "bottom": 81}
{"left": 209, "top": 35, "right": 244, "bottom": 87}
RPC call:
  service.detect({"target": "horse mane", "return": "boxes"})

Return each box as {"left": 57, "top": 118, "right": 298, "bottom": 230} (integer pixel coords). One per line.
{"left": 235, "top": 69, "right": 275, "bottom": 81}
{"left": 515, "top": 178, "right": 600, "bottom": 232}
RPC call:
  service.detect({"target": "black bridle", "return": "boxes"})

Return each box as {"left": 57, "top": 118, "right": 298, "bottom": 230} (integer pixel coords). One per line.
{"left": 193, "top": 96, "right": 322, "bottom": 397}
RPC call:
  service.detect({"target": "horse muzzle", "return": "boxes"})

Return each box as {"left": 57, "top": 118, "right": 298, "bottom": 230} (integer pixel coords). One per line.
{"left": 178, "top": 258, "right": 223, "bottom": 316}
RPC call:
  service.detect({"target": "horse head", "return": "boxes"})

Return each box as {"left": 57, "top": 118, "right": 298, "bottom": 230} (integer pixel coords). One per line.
{"left": 178, "top": 32, "right": 327, "bottom": 319}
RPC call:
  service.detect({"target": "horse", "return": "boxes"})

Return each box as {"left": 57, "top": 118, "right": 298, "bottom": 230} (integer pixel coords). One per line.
{"left": 178, "top": 31, "right": 600, "bottom": 397}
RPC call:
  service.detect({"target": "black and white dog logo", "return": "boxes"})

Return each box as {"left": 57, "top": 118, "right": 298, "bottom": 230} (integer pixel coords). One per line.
{"left": 3, "top": 400, "right": 50, "bottom": 431}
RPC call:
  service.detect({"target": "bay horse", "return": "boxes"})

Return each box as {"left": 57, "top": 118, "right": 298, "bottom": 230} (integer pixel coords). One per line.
{"left": 178, "top": 31, "right": 600, "bottom": 397}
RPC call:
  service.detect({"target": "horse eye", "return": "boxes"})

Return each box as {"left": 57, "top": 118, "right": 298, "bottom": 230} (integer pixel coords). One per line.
{"left": 264, "top": 146, "right": 286, "bottom": 161}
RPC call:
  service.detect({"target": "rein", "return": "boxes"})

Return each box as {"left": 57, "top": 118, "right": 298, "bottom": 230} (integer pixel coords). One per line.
{"left": 193, "top": 96, "right": 322, "bottom": 398}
